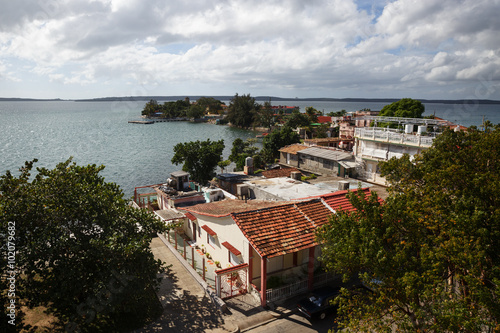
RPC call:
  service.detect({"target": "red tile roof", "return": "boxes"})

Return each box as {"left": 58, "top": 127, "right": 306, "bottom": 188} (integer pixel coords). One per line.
{"left": 279, "top": 144, "right": 308, "bottom": 154}
{"left": 301, "top": 188, "right": 383, "bottom": 212}
{"left": 231, "top": 199, "right": 333, "bottom": 258}
{"left": 222, "top": 241, "right": 242, "bottom": 256}
{"left": 295, "top": 199, "right": 334, "bottom": 227}
{"left": 317, "top": 116, "right": 333, "bottom": 123}
{"left": 201, "top": 225, "right": 217, "bottom": 236}
{"left": 179, "top": 199, "right": 286, "bottom": 217}
{"left": 185, "top": 212, "right": 197, "bottom": 221}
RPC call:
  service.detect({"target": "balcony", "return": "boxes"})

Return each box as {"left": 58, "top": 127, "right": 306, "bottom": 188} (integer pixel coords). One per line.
{"left": 355, "top": 127, "right": 435, "bottom": 148}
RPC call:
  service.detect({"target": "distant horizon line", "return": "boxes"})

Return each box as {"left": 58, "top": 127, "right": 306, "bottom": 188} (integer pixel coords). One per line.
{"left": 1, "top": 95, "right": 500, "bottom": 105}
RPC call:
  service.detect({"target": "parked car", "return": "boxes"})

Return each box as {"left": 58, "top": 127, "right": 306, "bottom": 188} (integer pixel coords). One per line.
{"left": 297, "top": 286, "right": 340, "bottom": 320}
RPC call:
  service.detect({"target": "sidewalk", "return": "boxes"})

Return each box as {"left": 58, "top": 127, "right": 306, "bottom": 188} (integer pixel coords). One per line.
{"left": 134, "top": 236, "right": 293, "bottom": 333}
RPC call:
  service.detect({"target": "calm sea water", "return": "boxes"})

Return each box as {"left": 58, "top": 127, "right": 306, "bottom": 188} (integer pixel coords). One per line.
{"left": 1, "top": 99, "right": 499, "bottom": 197}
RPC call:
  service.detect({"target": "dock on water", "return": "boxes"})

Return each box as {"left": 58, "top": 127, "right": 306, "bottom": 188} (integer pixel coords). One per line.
{"left": 128, "top": 120, "right": 154, "bottom": 124}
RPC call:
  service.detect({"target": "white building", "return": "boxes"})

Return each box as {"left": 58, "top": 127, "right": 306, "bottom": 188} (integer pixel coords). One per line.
{"left": 353, "top": 116, "right": 449, "bottom": 185}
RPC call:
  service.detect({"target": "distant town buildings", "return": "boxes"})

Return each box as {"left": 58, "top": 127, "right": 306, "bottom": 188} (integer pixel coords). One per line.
{"left": 132, "top": 105, "right": 465, "bottom": 310}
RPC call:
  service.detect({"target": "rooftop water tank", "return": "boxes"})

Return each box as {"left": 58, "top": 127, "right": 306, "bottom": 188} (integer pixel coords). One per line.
{"left": 417, "top": 125, "right": 427, "bottom": 135}
{"left": 338, "top": 181, "right": 350, "bottom": 191}
{"left": 245, "top": 157, "right": 253, "bottom": 167}
{"left": 405, "top": 124, "right": 414, "bottom": 134}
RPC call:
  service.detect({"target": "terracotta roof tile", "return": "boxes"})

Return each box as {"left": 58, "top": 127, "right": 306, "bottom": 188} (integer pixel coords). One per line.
{"left": 185, "top": 212, "right": 197, "bottom": 221}
{"left": 201, "top": 224, "right": 217, "bottom": 236}
{"left": 295, "top": 200, "right": 334, "bottom": 227}
{"left": 317, "top": 116, "right": 333, "bottom": 123}
{"left": 222, "top": 241, "right": 241, "bottom": 256}
{"left": 279, "top": 144, "right": 308, "bottom": 154}
{"left": 179, "top": 199, "right": 286, "bottom": 217}
{"left": 231, "top": 199, "right": 332, "bottom": 258}
{"left": 301, "top": 188, "right": 383, "bottom": 212}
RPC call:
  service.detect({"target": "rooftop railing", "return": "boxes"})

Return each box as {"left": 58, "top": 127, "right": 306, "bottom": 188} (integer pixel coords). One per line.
{"left": 355, "top": 127, "right": 436, "bottom": 147}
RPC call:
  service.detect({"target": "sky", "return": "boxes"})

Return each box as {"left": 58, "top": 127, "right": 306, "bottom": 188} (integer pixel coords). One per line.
{"left": 0, "top": 0, "right": 499, "bottom": 100}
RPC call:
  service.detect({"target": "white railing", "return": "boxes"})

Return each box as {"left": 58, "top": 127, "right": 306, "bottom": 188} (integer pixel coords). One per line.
{"left": 265, "top": 272, "right": 338, "bottom": 303}
{"left": 266, "top": 280, "right": 309, "bottom": 303}
{"left": 355, "top": 128, "right": 435, "bottom": 147}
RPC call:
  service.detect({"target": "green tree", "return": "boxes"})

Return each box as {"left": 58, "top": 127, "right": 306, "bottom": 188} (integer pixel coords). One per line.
{"left": 254, "top": 101, "right": 275, "bottom": 129}
{"left": 228, "top": 138, "right": 259, "bottom": 171}
{"left": 0, "top": 159, "right": 166, "bottom": 332}
{"left": 379, "top": 98, "right": 425, "bottom": 118}
{"left": 305, "top": 106, "right": 320, "bottom": 123}
{"left": 284, "top": 109, "right": 310, "bottom": 129}
{"left": 261, "top": 126, "right": 300, "bottom": 163}
{"left": 314, "top": 123, "right": 331, "bottom": 138}
{"left": 171, "top": 139, "right": 225, "bottom": 185}
{"left": 186, "top": 104, "right": 205, "bottom": 119}
{"left": 217, "top": 160, "right": 231, "bottom": 174}
{"left": 226, "top": 93, "right": 260, "bottom": 128}
{"left": 141, "top": 99, "right": 159, "bottom": 117}
{"left": 326, "top": 109, "right": 347, "bottom": 117}
{"left": 196, "top": 97, "right": 223, "bottom": 114}
{"left": 317, "top": 126, "right": 500, "bottom": 332}
{"left": 161, "top": 99, "right": 190, "bottom": 118}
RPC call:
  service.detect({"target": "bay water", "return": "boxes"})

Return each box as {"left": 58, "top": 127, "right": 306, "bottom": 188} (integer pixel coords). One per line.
{"left": 1, "top": 99, "right": 499, "bottom": 197}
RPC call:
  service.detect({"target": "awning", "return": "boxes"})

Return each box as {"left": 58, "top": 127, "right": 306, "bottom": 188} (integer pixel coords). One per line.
{"left": 155, "top": 209, "right": 186, "bottom": 222}
{"left": 338, "top": 160, "right": 362, "bottom": 169}
{"left": 201, "top": 225, "right": 217, "bottom": 236}
{"left": 222, "top": 241, "right": 241, "bottom": 256}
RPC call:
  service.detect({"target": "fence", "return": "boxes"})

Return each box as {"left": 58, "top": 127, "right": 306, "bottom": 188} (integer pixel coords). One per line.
{"left": 165, "top": 229, "right": 217, "bottom": 289}
{"left": 355, "top": 128, "right": 436, "bottom": 148}
{"left": 265, "top": 272, "right": 338, "bottom": 303}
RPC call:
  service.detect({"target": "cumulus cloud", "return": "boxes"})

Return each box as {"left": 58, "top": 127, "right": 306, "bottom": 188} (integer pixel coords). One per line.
{"left": 0, "top": 0, "right": 499, "bottom": 99}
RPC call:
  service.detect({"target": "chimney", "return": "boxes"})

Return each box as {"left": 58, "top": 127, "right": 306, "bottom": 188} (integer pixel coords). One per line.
{"left": 338, "top": 181, "right": 350, "bottom": 191}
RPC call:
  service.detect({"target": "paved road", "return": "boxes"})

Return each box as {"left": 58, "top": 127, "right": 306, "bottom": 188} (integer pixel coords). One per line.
{"left": 133, "top": 237, "right": 225, "bottom": 333}
{"left": 246, "top": 311, "right": 338, "bottom": 333}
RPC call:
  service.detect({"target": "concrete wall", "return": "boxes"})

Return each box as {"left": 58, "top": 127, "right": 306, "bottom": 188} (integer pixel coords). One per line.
{"left": 191, "top": 214, "right": 249, "bottom": 269}
{"left": 299, "top": 155, "right": 339, "bottom": 176}
{"left": 279, "top": 152, "right": 299, "bottom": 167}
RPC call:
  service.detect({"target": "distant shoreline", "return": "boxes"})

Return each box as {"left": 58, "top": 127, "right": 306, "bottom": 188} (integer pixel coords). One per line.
{"left": 1, "top": 96, "right": 500, "bottom": 105}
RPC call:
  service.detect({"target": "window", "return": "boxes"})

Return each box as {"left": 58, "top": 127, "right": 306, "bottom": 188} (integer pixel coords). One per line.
{"left": 201, "top": 225, "right": 217, "bottom": 246}
{"left": 222, "top": 241, "right": 241, "bottom": 265}
{"left": 208, "top": 234, "right": 216, "bottom": 246}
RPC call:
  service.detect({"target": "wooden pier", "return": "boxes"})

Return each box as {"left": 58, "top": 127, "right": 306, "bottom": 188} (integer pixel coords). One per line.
{"left": 128, "top": 120, "right": 154, "bottom": 124}
{"left": 128, "top": 118, "right": 189, "bottom": 124}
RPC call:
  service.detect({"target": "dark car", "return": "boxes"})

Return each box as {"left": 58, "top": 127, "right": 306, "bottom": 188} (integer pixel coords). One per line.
{"left": 297, "top": 286, "right": 340, "bottom": 320}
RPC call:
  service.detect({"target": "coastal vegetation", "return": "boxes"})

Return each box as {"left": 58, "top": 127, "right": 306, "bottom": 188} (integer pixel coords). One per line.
{"left": 226, "top": 93, "right": 261, "bottom": 129}
{"left": 171, "top": 139, "right": 225, "bottom": 186}
{"left": 379, "top": 98, "right": 425, "bottom": 118}
{"left": 317, "top": 126, "right": 500, "bottom": 332}
{"left": 0, "top": 158, "right": 166, "bottom": 332}
{"left": 228, "top": 138, "right": 259, "bottom": 171}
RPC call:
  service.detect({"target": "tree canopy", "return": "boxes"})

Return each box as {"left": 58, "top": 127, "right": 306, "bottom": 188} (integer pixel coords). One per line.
{"left": 196, "top": 97, "right": 224, "bottom": 115}
{"left": 379, "top": 98, "right": 425, "bottom": 118}
{"left": 261, "top": 126, "right": 300, "bottom": 163}
{"left": 186, "top": 104, "right": 205, "bottom": 119}
{"left": 141, "top": 99, "right": 191, "bottom": 118}
{"left": 0, "top": 159, "right": 166, "bottom": 332}
{"left": 253, "top": 101, "right": 275, "bottom": 129}
{"left": 171, "top": 139, "right": 225, "bottom": 185}
{"left": 317, "top": 126, "right": 500, "bottom": 332}
{"left": 226, "top": 93, "right": 261, "bottom": 128}
{"left": 284, "top": 109, "right": 310, "bottom": 129}
{"left": 228, "top": 138, "right": 259, "bottom": 171}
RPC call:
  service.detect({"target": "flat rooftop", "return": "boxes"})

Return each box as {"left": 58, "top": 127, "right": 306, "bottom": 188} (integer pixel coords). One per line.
{"left": 244, "top": 177, "right": 337, "bottom": 200}
{"left": 245, "top": 175, "right": 388, "bottom": 201}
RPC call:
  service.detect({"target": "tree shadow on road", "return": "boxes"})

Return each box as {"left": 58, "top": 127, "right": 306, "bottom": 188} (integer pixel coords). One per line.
{"left": 133, "top": 264, "right": 224, "bottom": 333}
